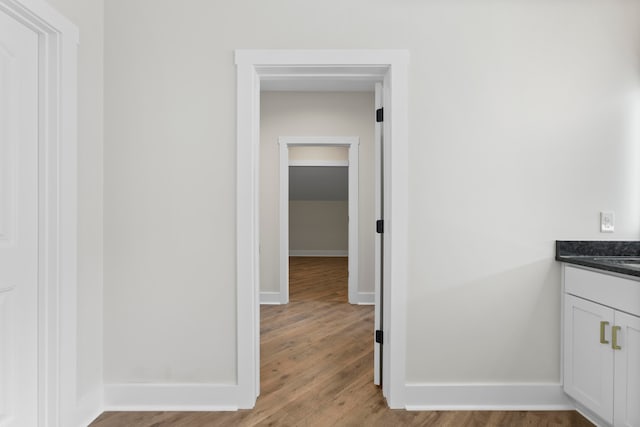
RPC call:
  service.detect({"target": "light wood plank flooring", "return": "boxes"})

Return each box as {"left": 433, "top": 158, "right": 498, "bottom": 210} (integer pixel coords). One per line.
{"left": 91, "top": 257, "right": 592, "bottom": 426}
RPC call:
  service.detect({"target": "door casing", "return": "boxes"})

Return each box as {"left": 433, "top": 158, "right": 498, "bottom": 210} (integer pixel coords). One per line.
{"left": 235, "top": 49, "right": 409, "bottom": 409}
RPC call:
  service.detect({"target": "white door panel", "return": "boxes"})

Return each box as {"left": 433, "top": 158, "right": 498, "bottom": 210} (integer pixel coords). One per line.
{"left": 0, "top": 8, "right": 39, "bottom": 427}
{"left": 373, "top": 82, "right": 382, "bottom": 387}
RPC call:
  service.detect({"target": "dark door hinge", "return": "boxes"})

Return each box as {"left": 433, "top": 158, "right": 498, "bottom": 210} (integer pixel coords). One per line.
{"left": 376, "top": 108, "right": 383, "bottom": 123}
{"left": 376, "top": 219, "right": 384, "bottom": 234}
{"left": 375, "top": 330, "right": 383, "bottom": 344}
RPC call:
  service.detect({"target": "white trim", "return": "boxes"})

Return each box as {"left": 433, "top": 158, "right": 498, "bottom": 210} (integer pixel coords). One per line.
{"left": 104, "top": 384, "right": 240, "bottom": 411}
{"left": 235, "top": 49, "right": 408, "bottom": 67}
{"left": 404, "top": 384, "right": 573, "bottom": 411}
{"left": 236, "top": 57, "right": 261, "bottom": 407}
{"left": 279, "top": 136, "right": 359, "bottom": 306}
{"left": 357, "top": 292, "right": 375, "bottom": 305}
{"left": 236, "top": 49, "right": 409, "bottom": 409}
{"left": 278, "top": 140, "right": 289, "bottom": 304}
{"left": 373, "top": 81, "right": 382, "bottom": 387}
{"left": 0, "top": 0, "right": 78, "bottom": 37}
{"left": 560, "top": 264, "right": 566, "bottom": 398}
{"left": 383, "top": 52, "right": 410, "bottom": 408}
{"left": 289, "top": 250, "right": 348, "bottom": 257}
{"left": 281, "top": 136, "right": 358, "bottom": 146}
{"left": 346, "top": 141, "right": 359, "bottom": 306}
{"left": 74, "top": 387, "right": 104, "bottom": 427}
{"left": 260, "top": 291, "right": 284, "bottom": 305}
{"left": 0, "top": 1, "right": 80, "bottom": 425}
{"left": 573, "top": 400, "right": 607, "bottom": 427}
{"left": 289, "top": 160, "right": 348, "bottom": 167}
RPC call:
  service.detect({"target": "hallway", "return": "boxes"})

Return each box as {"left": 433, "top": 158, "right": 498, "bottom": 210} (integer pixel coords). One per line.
{"left": 91, "top": 257, "right": 592, "bottom": 426}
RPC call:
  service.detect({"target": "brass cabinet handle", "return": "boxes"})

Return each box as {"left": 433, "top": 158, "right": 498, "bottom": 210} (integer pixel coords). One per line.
{"left": 600, "top": 321, "right": 610, "bottom": 344}
{"left": 612, "top": 326, "right": 622, "bottom": 350}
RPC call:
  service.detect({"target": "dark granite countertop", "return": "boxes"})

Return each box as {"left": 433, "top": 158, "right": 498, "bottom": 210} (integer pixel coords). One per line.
{"left": 556, "top": 240, "right": 640, "bottom": 278}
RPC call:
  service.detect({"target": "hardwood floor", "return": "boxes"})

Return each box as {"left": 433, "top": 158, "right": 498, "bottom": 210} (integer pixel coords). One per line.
{"left": 91, "top": 257, "right": 593, "bottom": 427}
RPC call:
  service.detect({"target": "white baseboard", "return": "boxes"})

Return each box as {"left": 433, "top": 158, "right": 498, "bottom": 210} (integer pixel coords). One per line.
{"left": 573, "top": 399, "right": 607, "bottom": 427}
{"left": 260, "top": 291, "right": 285, "bottom": 305}
{"left": 104, "top": 383, "right": 240, "bottom": 411}
{"left": 289, "top": 250, "right": 348, "bottom": 257}
{"left": 404, "top": 383, "right": 573, "bottom": 410}
{"left": 357, "top": 292, "right": 375, "bottom": 305}
{"left": 75, "top": 386, "right": 104, "bottom": 427}
{"left": 262, "top": 291, "right": 372, "bottom": 305}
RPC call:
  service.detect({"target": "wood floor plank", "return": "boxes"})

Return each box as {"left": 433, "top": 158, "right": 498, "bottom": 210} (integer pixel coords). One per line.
{"left": 91, "top": 257, "right": 593, "bottom": 427}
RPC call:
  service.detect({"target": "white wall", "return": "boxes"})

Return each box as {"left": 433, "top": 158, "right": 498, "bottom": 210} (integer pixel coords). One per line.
{"left": 103, "top": 0, "right": 640, "bottom": 390}
{"left": 260, "top": 92, "right": 376, "bottom": 294}
{"left": 405, "top": 3, "right": 640, "bottom": 383}
{"left": 103, "top": 1, "right": 237, "bottom": 384}
{"left": 289, "top": 201, "right": 349, "bottom": 253}
{"left": 289, "top": 146, "right": 348, "bottom": 161}
{"left": 44, "top": 0, "right": 104, "bottom": 419}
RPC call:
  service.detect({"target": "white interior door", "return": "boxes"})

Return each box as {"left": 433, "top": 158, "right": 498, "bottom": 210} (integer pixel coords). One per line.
{"left": 373, "top": 82, "right": 383, "bottom": 386}
{"left": 0, "top": 9, "right": 39, "bottom": 427}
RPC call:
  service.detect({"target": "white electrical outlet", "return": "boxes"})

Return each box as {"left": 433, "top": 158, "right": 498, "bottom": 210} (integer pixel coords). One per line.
{"left": 600, "top": 211, "right": 615, "bottom": 233}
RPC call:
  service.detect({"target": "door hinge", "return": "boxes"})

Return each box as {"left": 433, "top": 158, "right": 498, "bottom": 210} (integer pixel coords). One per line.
{"left": 376, "top": 219, "right": 384, "bottom": 234}
{"left": 376, "top": 108, "right": 383, "bottom": 123}
{"left": 375, "top": 330, "right": 383, "bottom": 344}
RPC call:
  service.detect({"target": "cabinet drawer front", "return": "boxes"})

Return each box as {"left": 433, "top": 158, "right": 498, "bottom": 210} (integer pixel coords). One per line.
{"left": 565, "top": 266, "right": 640, "bottom": 315}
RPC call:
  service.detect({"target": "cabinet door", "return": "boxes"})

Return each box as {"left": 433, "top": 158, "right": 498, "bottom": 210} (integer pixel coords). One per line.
{"left": 564, "top": 295, "right": 615, "bottom": 424}
{"left": 613, "top": 311, "right": 640, "bottom": 427}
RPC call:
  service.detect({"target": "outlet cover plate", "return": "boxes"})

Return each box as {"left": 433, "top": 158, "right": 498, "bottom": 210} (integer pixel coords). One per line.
{"left": 600, "top": 211, "right": 615, "bottom": 233}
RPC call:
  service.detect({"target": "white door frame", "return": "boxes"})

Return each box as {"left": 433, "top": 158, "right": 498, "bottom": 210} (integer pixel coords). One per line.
{"left": 0, "top": 1, "right": 78, "bottom": 425}
{"left": 236, "top": 49, "right": 409, "bottom": 409}
{"left": 373, "top": 82, "right": 383, "bottom": 386}
{"left": 279, "top": 136, "right": 359, "bottom": 305}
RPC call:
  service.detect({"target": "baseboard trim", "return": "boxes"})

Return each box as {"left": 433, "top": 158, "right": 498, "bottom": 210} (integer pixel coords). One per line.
{"left": 289, "top": 250, "right": 348, "bottom": 257}
{"left": 573, "top": 399, "right": 607, "bottom": 427}
{"left": 405, "top": 383, "right": 574, "bottom": 410}
{"left": 75, "top": 387, "right": 104, "bottom": 427}
{"left": 104, "top": 384, "right": 240, "bottom": 411}
{"left": 357, "top": 292, "right": 374, "bottom": 305}
{"left": 261, "top": 290, "right": 372, "bottom": 305}
{"left": 260, "top": 291, "right": 284, "bottom": 305}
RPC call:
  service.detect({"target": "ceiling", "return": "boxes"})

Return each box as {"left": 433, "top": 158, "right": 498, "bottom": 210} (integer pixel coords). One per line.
{"left": 289, "top": 166, "right": 348, "bottom": 201}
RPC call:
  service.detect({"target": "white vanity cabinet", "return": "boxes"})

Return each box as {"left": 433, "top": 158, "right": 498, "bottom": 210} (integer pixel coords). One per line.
{"left": 563, "top": 265, "right": 640, "bottom": 427}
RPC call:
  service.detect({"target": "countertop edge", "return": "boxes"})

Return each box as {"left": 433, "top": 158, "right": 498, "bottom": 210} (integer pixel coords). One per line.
{"left": 556, "top": 255, "right": 640, "bottom": 278}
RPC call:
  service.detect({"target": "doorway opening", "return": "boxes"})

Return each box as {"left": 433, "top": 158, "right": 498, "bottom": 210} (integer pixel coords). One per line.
{"left": 277, "top": 137, "right": 360, "bottom": 305}
{"left": 235, "top": 49, "right": 409, "bottom": 409}
{"left": 257, "top": 91, "right": 374, "bottom": 412}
